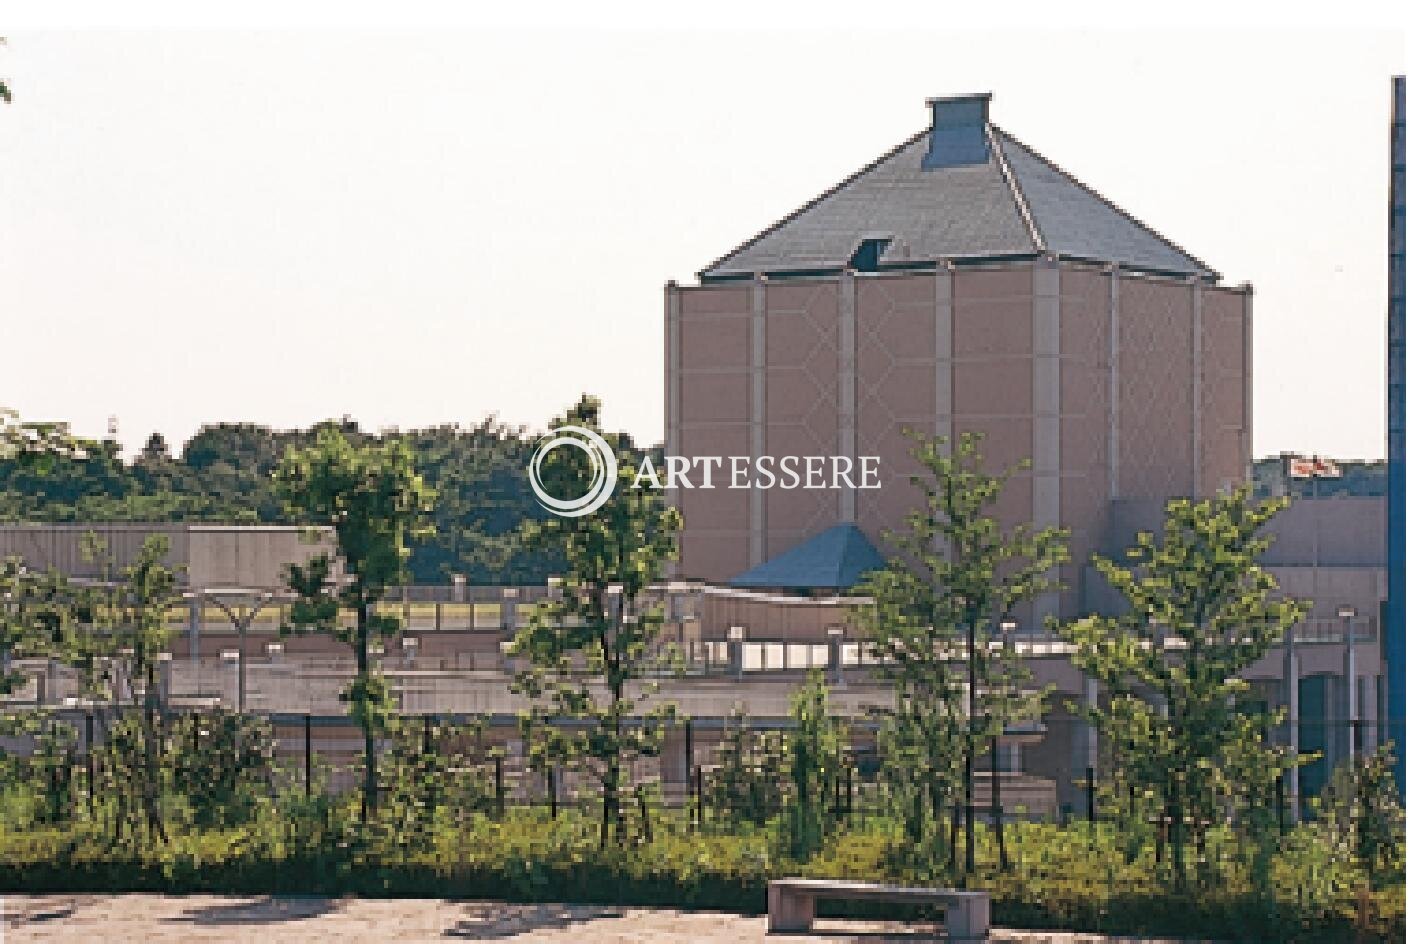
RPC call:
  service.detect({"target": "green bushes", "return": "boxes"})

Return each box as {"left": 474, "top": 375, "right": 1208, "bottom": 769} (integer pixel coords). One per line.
{"left": 0, "top": 808, "right": 1399, "bottom": 941}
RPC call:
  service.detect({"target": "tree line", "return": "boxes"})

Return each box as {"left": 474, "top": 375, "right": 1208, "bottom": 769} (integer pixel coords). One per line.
{"left": 0, "top": 407, "right": 653, "bottom": 584}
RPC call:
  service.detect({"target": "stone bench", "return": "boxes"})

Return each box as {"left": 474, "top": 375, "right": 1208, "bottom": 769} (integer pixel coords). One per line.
{"left": 767, "top": 878, "right": 989, "bottom": 941}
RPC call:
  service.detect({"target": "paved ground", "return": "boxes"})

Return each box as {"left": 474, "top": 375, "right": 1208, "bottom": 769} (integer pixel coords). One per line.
{"left": 0, "top": 895, "right": 1221, "bottom": 943}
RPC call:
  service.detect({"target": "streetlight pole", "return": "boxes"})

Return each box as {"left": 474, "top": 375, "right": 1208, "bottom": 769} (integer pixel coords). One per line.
{"left": 965, "top": 607, "right": 976, "bottom": 876}
{"left": 993, "top": 618, "right": 1016, "bottom": 871}
{"left": 1338, "top": 604, "right": 1358, "bottom": 761}
{"left": 826, "top": 625, "right": 845, "bottom": 687}
{"left": 206, "top": 591, "right": 277, "bottom": 713}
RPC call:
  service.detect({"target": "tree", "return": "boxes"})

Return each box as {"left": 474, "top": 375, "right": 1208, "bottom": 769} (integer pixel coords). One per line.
{"left": 0, "top": 558, "right": 69, "bottom": 698}
{"left": 140, "top": 432, "right": 170, "bottom": 463}
{"left": 708, "top": 705, "right": 788, "bottom": 829}
{"left": 1058, "top": 488, "right": 1307, "bottom": 889}
{"left": 275, "top": 427, "right": 435, "bottom": 821}
{"left": 857, "top": 431, "right": 1068, "bottom": 874}
{"left": 0, "top": 407, "right": 88, "bottom": 471}
{"left": 510, "top": 395, "right": 682, "bottom": 849}
{"left": 1319, "top": 743, "right": 1405, "bottom": 887}
{"left": 65, "top": 534, "right": 184, "bottom": 844}
{"left": 786, "top": 670, "right": 842, "bottom": 860}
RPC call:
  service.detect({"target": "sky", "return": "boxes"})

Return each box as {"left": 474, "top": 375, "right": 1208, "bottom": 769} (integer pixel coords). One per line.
{"left": 0, "top": 27, "right": 1405, "bottom": 460}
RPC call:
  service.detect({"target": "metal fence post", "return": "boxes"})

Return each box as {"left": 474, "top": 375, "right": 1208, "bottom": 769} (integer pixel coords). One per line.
{"left": 1086, "top": 766, "right": 1096, "bottom": 824}
{"left": 304, "top": 713, "right": 312, "bottom": 799}
{"left": 992, "top": 734, "right": 1007, "bottom": 869}
{"left": 85, "top": 711, "right": 95, "bottom": 814}
{"left": 495, "top": 755, "right": 505, "bottom": 817}
{"left": 548, "top": 766, "right": 558, "bottom": 819}
{"left": 683, "top": 718, "right": 693, "bottom": 808}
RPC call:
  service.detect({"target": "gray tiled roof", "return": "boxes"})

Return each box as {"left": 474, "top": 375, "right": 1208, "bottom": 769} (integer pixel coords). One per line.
{"left": 729, "top": 523, "right": 885, "bottom": 590}
{"left": 700, "top": 124, "right": 1215, "bottom": 280}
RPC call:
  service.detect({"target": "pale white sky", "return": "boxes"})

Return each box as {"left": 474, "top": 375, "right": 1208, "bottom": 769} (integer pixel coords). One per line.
{"left": 0, "top": 28, "right": 1405, "bottom": 459}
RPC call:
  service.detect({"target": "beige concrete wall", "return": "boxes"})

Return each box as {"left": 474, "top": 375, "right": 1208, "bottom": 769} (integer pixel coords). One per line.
{"left": 854, "top": 272, "right": 939, "bottom": 550}
{"left": 673, "top": 283, "right": 754, "bottom": 582}
{"left": 764, "top": 279, "right": 840, "bottom": 559}
{"left": 0, "top": 523, "right": 331, "bottom": 589}
{"left": 1057, "top": 266, "right": 1112, "bottom": 617}
{"left": 671, "top": 261, "right": 1251, "bottom": 617}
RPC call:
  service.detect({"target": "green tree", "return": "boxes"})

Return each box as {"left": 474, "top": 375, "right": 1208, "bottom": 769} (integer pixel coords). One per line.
{"left": 786, "top": 670, "right": 842, "bottom": 860}
{"left": 857, "top": 431, "right": 1068, "bottom": 874}
{"left": 275, "top": 427, "right": 435, "bottom": 820}
{"left": 1319, "top": 743, "right": 1405, "bottom": 888}
{"left": 1059, "top": 488, "right": 1307, "bottom": 889}
{"left": 707, "top": 705, "right": 788, "bottom": 829}
{"left": 0, "top": 407, "right": 88, "bottom": 472}
{"left": 67, "top": 535, "right": 184, "bottom": 844}
{"left": 0, "top": 558, "right": 72, "bottom": 698}
{"left": 510, "top": 396, "right": 682, "bottom": 849}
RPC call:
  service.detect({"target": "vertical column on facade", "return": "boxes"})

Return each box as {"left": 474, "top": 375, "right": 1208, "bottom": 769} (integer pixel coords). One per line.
{"left": 1345, "top": 632, "right": 1359, "bottom": 761}
{"left": 1107, "top": 265, "right": 1121, "bottom": 501}
{"left": 1286, "top": 639, "right": 1301, "bottom": 821}
{"left": 189, "top": 594, "right": 202, "bottom": 664}
{"left": 750, "top": 276, "right": 768, "bottom": 567}
{"left": 664, "top": 283, "right": 682, "bottom": 501}
{"left": 1240, "top": 283, "right": 1254, "bottom": 476}
{"left": 838, "top": 270, "right": 858, "bottom": 524}
{"left": 1032, "top": 256, "right": 1062, "bottom": 621}
{"left": 1191, "top": 277, "right": 1203, "bottom": 495}
{"left": 934, "top": 262, "right": 955, "bottom": 455}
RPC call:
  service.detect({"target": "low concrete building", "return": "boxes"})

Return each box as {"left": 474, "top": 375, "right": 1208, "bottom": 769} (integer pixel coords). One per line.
{"left": 0, "top": 522, "right": 332, "bottom": 590}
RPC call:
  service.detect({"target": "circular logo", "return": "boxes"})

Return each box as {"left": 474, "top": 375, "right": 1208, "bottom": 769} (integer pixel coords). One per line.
{"left": 527, "top": 425, "right": 619, "bottom": 517}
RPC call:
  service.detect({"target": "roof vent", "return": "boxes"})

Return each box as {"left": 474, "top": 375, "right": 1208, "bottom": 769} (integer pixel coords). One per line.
{"left": 922, "top": 93, "right": 992, "bottom": 169}
{"left": 848, "top": 237, "right": 892, "bottom": 272}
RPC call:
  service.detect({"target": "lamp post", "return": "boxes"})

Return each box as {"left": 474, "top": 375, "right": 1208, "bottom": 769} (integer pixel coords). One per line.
{"left": 826, "top": 625, "right": 845, "bottom": 686}
{"left": 728, "top": 625, "right": 746, "bottom": 680}
{"left": 204, "top": 590, "right": 277, "bottom": 714}
{"left": 993, "top": 618, "right": 1016, "bottom": 870}
{"left": 1338, "top": 604, "right": 1358, "bottom": 760}
{"left": 964, "top": 604, "right": 977, "bottom": 876}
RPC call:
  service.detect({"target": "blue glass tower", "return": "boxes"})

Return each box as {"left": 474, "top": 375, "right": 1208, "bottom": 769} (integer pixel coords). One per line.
{"left": 1388, "top": 75, "right": 1405, "bottom": 793}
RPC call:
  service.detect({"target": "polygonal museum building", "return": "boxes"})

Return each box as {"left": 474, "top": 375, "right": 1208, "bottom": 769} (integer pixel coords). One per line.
{"left": 665, "top": 93, "right": 1250, "bottom": 626}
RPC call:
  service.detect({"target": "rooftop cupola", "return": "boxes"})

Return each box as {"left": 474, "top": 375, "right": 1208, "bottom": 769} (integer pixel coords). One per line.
{"left": 922, "top": 92, "right": 992, "bottom": 169}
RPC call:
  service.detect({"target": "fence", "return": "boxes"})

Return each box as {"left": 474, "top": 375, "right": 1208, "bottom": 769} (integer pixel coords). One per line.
{"left": 3, "top": 707, "right": 1386, "bottom": 829}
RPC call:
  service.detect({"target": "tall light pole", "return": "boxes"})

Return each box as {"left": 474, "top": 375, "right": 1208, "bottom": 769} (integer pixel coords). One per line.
{"left": 1338, "top": 604, "right": 1358, "bottom": 761}
{"left": 204, "top": 589, "right": 277, "bottom": 713}
{"left": 993, "top": 618, "right": 1016, "bottom": 870}
{"left": 964, "top": 604, "right": 977, "bottom": 876}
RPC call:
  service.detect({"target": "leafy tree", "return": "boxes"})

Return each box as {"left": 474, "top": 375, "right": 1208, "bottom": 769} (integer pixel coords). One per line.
{"left": 0, "top": 407, "right": 88, "bottom": 473}
{"left": 0, "top": 558, "right": 72, "bottom": 697}
{"left": 510, "top": 395, "right": 681, "bottom": 849}
{"left": 1318, "top": 743, "right": 1405, "bottom": 888}
{"left": 707, "top": 705, "right": 788, "bottom": 829}
{"left": 68, "top": 535, "right": 184, "bottom": 844}
{"left": 1058, "top": 488, "right": 1307, "bottom": 889}
{"left": 786, "top": 670, "right": 842, "bottom": 860}
{"left": 170, "top": 711, "right": 275, "bottom": 828}
{"left": 139, "top": 432, "right": 171, "bottom": 463}
{"left": 857, "top": 431, "right": 1067, "bottom": 873}
{"left": 275, "top": 427, "right": 435, "bottom": 821}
